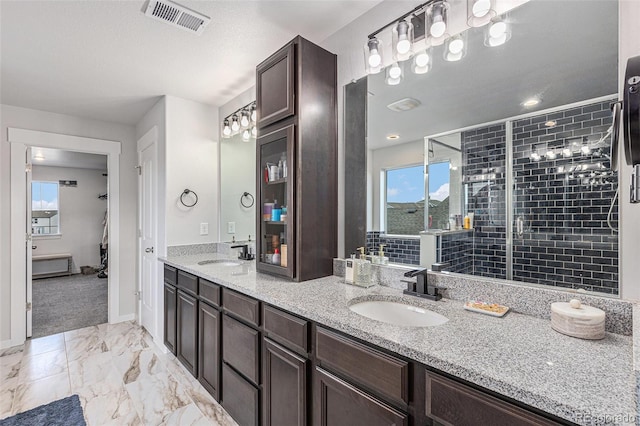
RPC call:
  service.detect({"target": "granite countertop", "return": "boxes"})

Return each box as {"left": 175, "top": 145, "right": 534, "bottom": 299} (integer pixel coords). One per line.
{"left": 161, "top": 253, "right": 637, "bottom": 425}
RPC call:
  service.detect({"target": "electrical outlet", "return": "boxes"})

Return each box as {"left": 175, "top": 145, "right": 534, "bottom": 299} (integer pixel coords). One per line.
{"left": 227, "top": 221, "right": 236, "bottom": 234}
{"left": 200, "top": 222, "right": 209, "bottom": 235}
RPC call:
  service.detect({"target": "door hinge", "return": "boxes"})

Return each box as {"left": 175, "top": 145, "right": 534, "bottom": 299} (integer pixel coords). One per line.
{"left": 134, "top": 291, "right": 141, "bottom": 300}
{"left": 136, "top": 165, "right": 142, "bottom": 175}
{"left": 25, "top": 233, "right": 32, "bottom": 242}
{"left": 25, "top": 163, "right": 32, "bottom": 173}
{"left": 26, "top": 302, "right": 32, "bottom": 311}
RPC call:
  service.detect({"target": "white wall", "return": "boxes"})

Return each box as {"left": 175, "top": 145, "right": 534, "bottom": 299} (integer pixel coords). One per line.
{"left": 619, "top": 0, "right": 640, "bottom": 301}
{"left": 218, "top": 86, "right": 257, "bottom": 242}
{"left": 32, "top": 165, "right": 108, "bottom": 271}
{"left": 165, "top": 96, "right": 219, "bottom": 246}
{"left": 0, "top": 104, "right": 138, "bottom": 343}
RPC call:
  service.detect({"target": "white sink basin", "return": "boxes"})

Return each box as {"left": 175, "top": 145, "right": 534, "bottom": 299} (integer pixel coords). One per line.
{"left": 349, "top": 300, "right": 448, "bottom": 327}
{"left": 197, "top": 259, "right": 243, "bottom": 267}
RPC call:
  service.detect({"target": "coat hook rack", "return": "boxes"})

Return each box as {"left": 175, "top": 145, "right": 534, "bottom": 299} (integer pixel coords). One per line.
{"left": 180, "top": 189, "right": 198, "bottom": 207}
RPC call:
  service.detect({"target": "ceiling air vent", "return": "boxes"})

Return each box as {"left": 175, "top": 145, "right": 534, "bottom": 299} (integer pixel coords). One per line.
{"left": 145, "top": 0, "right": 210, "bottom": 35}
{"left": 387, "top": 98, "right": 421, "bottom": 112}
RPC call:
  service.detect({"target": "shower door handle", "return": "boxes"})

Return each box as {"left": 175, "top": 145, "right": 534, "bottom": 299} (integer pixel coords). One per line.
{"left": 516, "top": 216, "right": 524, "bottom": 238}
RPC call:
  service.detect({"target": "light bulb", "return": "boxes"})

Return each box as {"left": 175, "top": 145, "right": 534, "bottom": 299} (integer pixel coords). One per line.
{"left": 472, "top": 0, "right": 491, "bottom": 17}
{"left": 389, "top": 63, "right": 402, "bottom": 79}
{"left": 242, "top": 129, "right": 250, "bottom": 142}
{"left": 250, "top": 107, "right": 257, "bottom": 122}
{"left": 251, "top": 126, "right": 257, "bottom": 137}
{"left": 562, "top": 148, "right": 572, "bottom": 157}
{"left": 489, "top": 21, "right": 507, "bottom": 38}
{"left": 240, "top": 112, "right": 249, "bottom": 127}
{"left": 231, "top": 116, "right": 240, "bottom": 132}
{"left": 395, "top": 20, "right": 411, "bottom": 55}
{"left": 546, "top": 151, "right": 557, "bottom": 160}
{"left": 448, "top": 38, "right": 464, "bottom": 54}
{"left": 386, "top": 77, "right": 401, "bottom": 86}
{"left": 369, "top": 49, "right": 381, "bottom": 67}
{"left": 397, "top": 39, "right": 411, "bottom": 55}
{"left": 415, "top": 51, "right": 429, "bottom": 68}
{"left": 222, "top": 120, "right": 231, "bottom": 136}
{"left": 430, "top": 18, "right": 446, "bottom": 38}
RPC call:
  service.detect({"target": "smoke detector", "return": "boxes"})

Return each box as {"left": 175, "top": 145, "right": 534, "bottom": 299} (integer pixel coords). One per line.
{"left": 387, "top": 97, "right": 421, "bottom": 112}
{"left": 145, "top": 0, "right": 211, "bottom": 35}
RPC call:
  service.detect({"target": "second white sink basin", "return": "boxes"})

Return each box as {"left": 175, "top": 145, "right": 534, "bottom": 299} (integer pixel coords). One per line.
{"left": 349, "top": 300, "right": 448, "bottom": 327}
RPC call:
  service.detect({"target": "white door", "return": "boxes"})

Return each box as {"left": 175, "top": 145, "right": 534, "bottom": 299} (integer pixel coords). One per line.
{"left": 25, "top": 147, "right": 33, "bottom": 338}
{"left": 138, "top": 139, "right": 156, "bottom": 334}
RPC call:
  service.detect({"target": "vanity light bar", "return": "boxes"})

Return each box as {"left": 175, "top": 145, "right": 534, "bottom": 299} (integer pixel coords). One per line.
{"left": 221, "top": 100, "right": 256, "bottom": 140}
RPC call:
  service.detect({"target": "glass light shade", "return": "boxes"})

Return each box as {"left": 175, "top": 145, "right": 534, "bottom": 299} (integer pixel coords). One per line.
{"left": 392, "top": 19, "right": 414, "bottom": 62}
{"left": 386, "top": 62, "right": 403, "bottom": 85}
{"left": 412, "top": 50, "right": 431, "bottom": 74}
{"left": 443, "top": 35, "right": 466, "bottom": 62}
{"left": 364, "top": 37, "right": 383, "bottom": 74}
{"left": 425, "top": 1, "right": 450, "bottom": 46}
{"left": 250, "top": 105, "right": 257, "bottom": 122}
{"left": 231, "top": 115, "right": 240, "bottom": 132}
{"left": 242, "top": 129, "right": 250, "bottom": 142}
{"left": 484, "top": 18, "right": 512, "bottom": 47}
{"left": 467, "top": 0, "right": 496, "bottom": 27}
{"left": 251, "top": 126, "right": 257, "bottom": 137}
{"left": 240, "top": 111, "right": 249, "bottom": 127}
{"left": 222, "top": 120, "right": 231, "bottom": 137}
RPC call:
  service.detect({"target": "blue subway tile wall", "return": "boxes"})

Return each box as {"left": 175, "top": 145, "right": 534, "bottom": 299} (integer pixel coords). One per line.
{"left": 511, "top": 99, "right": 618, "bottom": 294}
{"left": 440, "top": 232, "right": 474, "bottom": 274}
{"left": 366, "top": 231, "right": 420, "bottom": 265}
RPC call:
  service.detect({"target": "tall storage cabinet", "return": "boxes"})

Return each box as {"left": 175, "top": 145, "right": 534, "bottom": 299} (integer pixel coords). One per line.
{"left": 255, "top": 36, "right": 337, "bottom": 282}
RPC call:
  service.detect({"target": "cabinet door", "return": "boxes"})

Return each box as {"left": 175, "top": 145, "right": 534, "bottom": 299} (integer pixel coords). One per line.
{"left": 177, "top": 289, "right": 198, "bottom": 376}
{"left": 263, "top": 338, "right": 307, "bottom": 426}
{"left": 163, "top": 282, "right": 176, "bottom": 354}
{"left": 256, "top": 124, "right": 295, "bottom": 278}
{"left": 222, "top": 363, "right": 260, "bottom": 426}
{"left": 314, "top": 368, "right": 408, "bottom": 426}
{"left": 256, "top": 42, "right": 295, "bottom": 128}
{"left": 222, "top": 314, "right": 260, "bottom": 384}
{"left": 198, "top": 302, "right": 220, "bottom": 400}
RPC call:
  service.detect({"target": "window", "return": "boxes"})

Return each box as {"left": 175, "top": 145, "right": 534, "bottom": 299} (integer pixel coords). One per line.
{"left": 385, "top": 165, "right": 425, "bottom": 235}
{"left": 427, "top": 161, "right": 451, "bottom": 230}
{"left": 31, "top": 181, "right": 60, "bottom": 235}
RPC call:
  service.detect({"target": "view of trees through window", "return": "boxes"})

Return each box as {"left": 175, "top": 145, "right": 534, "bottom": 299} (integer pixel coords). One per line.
{"left": 31, "top": 181, "right": 60, "bottom": 235}
{"left": 386, "top": 162, "right": 450, "bottom": 235}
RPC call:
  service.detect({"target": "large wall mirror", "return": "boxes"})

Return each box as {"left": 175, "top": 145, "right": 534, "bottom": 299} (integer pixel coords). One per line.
{"left": 351, "top": 0, "right": 620, "bottom": 295}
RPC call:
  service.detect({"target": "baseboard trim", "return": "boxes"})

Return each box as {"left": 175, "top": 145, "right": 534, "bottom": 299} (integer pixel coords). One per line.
{"left": 112, "top": 314, "right": 136, "bottom": 323}
{"left": 0, "top": 338, "right": 23, "bottom": 350}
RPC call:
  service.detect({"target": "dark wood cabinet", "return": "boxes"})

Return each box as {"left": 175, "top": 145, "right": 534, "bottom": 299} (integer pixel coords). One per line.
{"left": 256, "top": 42, "right": 295, "bottom": 129}
{"left": 163, "top": 282, "right": 177, "bottom": 355}
{"left": 314, "top": 367, "right": 408, "bottom": 426}
{"left": 255, "top": 36, "right": 337, "bottom": 282}
{"left": 177, "top": 289, "right": 198, "bottom": 376}
{"left": 224, "top": 288, "right": 261, "bottom": 327}
{"left": 223, "top": 363, "right": 260, "bottom": 426}
{"left": 222, "top": 314, "right": 260, "bottom": 384}
{"left": 426, "top": 372, "right": 560, "bottom": 426}
{"left": 198, "top": 302, "right": 220, "bottom": 400}
{"left": 263, "top": 338, "right": 308, "bottom": 426}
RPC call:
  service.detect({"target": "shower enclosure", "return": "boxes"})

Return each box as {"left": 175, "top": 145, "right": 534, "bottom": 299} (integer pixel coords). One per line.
{"left": 426, "top": 97, "right": 619, "bottom": 295}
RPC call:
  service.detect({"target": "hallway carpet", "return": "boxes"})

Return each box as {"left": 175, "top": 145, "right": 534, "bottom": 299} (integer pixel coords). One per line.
{"left": 32, "top": 274, "right": 108, "bottom": 338}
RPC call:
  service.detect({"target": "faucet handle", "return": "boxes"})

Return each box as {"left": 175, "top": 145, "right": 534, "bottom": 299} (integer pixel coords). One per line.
{"left": 404, "top": 268, "right": 428, "bottom": 278}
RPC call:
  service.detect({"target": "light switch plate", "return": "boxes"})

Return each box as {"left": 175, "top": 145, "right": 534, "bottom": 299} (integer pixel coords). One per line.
{"left": 200, "top": 222, "right": 209, "bottom": 235}
{"left": 227, "top": 222, "right": 236, "bottom": 234}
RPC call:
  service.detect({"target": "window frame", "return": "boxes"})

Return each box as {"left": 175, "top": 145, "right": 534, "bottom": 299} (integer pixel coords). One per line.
{"left": 31, "top": 180, "right": 61, "bottom": 237}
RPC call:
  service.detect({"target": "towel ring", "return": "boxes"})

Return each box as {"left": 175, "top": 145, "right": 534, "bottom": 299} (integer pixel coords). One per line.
{"left": 241, "top": 192, "right": 254, "bottom": 208}
{"left": 180, "top": 189, "right": 198, "bottom": 208}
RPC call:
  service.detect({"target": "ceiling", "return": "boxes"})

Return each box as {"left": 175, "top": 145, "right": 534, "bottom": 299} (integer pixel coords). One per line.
{"left": 31, "top": 147, "right": 107, "bottom": 170}
{"left": 367, "top": 0, "right": 618, "bottom": 150}
{"left": 0, "top": 0, "right": 382, "bottom": 125}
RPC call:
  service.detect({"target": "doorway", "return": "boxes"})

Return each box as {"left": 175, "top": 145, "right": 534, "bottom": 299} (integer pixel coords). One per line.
{"left": 8, "top": 128, "right": 121, "bottom": 346}
{"left": 29, "top": 147, "right": 109, "bottom": 338}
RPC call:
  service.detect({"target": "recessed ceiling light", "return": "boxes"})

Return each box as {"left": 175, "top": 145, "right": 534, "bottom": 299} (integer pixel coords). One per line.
{"left": 522, "top": 97, "right": 540, "bottom": 107}
{"left": 387, "top": 134, "right": 400, "bottom": 140}
{"left": 544, "top": 120, "right": 557, "bottom": 127}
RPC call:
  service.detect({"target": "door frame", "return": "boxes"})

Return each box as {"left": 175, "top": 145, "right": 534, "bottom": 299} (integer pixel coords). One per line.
{"left": 137, "top": 126, "right": 158, "bottom": 338}
{"left": 8, "top": 128, "right": 121, "bottom": 347}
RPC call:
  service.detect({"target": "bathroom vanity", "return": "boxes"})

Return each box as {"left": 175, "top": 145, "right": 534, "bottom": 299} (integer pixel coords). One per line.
{"left": 160, "top": 254, "right": 636, "bottom": 426}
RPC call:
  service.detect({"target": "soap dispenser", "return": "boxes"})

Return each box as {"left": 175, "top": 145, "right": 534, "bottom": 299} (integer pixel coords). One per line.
{"left": 353, "top": 247, "right": 374, "bottom": 288}
{"left": 377, "top": 244, "right": 389, "bottom": 265}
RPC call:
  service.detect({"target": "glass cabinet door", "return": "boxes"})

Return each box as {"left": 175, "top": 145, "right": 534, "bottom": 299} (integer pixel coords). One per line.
{"left": 257, "top": 125, "right": 295, "bottom": 278}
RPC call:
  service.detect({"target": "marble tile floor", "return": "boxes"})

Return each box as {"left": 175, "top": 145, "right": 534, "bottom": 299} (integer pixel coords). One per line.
{"left": 0, "top": 321, "right": 238, "bottom": 426}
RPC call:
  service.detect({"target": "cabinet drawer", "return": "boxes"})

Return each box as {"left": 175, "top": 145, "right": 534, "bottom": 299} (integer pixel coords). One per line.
{"left": 223, "top": 314, "right": 260, "bottom": 384}
{"left": 426, "top": 372, "right": 559, "bottom": 426}
{"left": 164, "top": 264, "right": 177, "bottom": 285}
{"left": 199, "top": 278, "right": 220, "bottom": 307}
{"left": 224, "top": 289, "right": 260, "bottom": 326}
{"left": 263, "top": 305, "right": 309, "bottom": 354}
{"left": 223, "top": 363, "right": 259, "bottom": 426}
{"left": 177, "top": 270, "right": 198, "bottom": 295}
{"left": 316, "top": 327, "right": 409, "bottom": 406}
